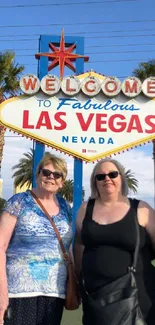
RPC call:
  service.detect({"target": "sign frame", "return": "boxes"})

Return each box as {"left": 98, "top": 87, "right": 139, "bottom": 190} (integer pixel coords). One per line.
{"left": 1, "top": 71, "right": 155, "bottom": 162}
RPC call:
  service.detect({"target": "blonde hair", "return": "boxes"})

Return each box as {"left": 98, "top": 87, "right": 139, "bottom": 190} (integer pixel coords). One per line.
{"left": 36, "top": 152, "right": 67, "bottom": 181}
{"left": 90, "top": 158, "right": 128, "bottom": 198}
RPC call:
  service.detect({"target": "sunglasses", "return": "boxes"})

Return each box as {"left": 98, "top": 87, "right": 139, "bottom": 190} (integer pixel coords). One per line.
{"left": 95, "top": 171, "right": 120, "bottom": 181}
{"left": 41, "top": 169, "right": 63, "bottom": 180}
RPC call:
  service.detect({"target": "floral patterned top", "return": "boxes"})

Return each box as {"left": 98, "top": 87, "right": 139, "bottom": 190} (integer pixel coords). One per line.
{"left": 3, "top": 190, "right": 73, "bottom": 298}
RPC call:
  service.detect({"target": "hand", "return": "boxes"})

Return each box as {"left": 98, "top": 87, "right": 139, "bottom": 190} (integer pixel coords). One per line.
{"left": 0, "top": 294, "right": 9, "bottom": 324}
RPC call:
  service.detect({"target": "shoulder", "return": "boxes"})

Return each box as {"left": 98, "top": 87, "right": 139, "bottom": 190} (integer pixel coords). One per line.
{"left": 138, "top": 199, "right": 153, "bottom": 215}
{"left": 129, "top": 197, "right": 152, "bottom": 214}
{"left": 74, "top": 200, "right": 90, "bottom": 235}
{"left": 137, "top": 199, "right": 154, "bottom": 227}
{"left": 76, "top": 200, "right": 89, "bottom": 224}
{"left": 138, "top": 200, "right": 155, "bottom": 247}
{"left": 77, "top": 198, "right": 95, "bottom": 216}
{"left": 5, "top": 191, "right": 28, "bottom": 205}
{"left": 2, "top": 191, "right": 29, "bottom": 217}
{"left": 78, "top": 201, "right": 88, "bottom": 213}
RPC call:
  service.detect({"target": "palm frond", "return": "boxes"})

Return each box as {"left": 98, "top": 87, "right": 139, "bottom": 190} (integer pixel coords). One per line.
{"left": 59, "top": 179, "right": 85, "bottom": 203}
{"left": 0, "top": 51, "right": 24, "bottom": 95}
{"left": 0, "top": 51, "right": 25, "bottom": 169}
{"left": 133, "top": 59, "right": 155, "bottom": 81}
{"left": 12, "top": 149, "right": 33, "bottom": 188}
{"left": 124, "top": 168, "right": 139, "bottom": 194}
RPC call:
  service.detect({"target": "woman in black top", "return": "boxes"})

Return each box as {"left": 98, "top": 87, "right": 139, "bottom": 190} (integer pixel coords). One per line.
{"left": 74, "top": 158, "right": 155, "bottom": 325}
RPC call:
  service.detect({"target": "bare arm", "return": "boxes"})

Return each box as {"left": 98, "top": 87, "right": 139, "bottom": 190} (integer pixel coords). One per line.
{"left": 73, "top": 202, "right": 87, "bottom": 280}
{"left": 0, "top": 212, "right": 17, "bottom": 322}
{"left": 138, "top": 201, "right": 155, "bottom": 249}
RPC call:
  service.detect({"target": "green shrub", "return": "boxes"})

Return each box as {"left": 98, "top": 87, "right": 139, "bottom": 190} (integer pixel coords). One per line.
{"left": 0, "top": 198, "right": 6, "bottom": 214}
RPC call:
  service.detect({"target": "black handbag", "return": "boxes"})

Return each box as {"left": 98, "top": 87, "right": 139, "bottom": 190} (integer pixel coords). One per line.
{"left": 81, "top": 198, "right": 147, "bottom": 325}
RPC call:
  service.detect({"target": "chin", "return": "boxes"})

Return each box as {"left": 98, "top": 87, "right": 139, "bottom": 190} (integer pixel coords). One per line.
{"left": 102, "top": 184, "right": 114, "bottom": 191}
{"left": 106, "top": 190, "right": 115, "bottom": 194}
{"left": 102, "top": 188, "right": 116, "bottom": 195}
{"left": 42, "top": 187, "right": 55, "bottom": 193}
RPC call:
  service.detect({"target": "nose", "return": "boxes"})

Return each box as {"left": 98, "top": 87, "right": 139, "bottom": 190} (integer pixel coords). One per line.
{"left": 104, "top": 174, "right": 110, "bottom": 180}
{"left": 48, "top": 172, "right": 55, "bottom": 179}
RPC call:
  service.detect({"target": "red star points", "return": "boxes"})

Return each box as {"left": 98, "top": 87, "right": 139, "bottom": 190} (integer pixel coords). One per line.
{"left": 35, "top": 29, "right": 89, "bottom": 79}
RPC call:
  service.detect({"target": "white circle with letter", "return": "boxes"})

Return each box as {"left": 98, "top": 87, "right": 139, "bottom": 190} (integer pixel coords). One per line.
{"left": 61, "top": 75, "right": 81, "bottom": 96}
{"left": 122, "top": 77, "right": 142, "bottom": 97}
{"left": 142, "top": 77, "right": 155, "bottom": 98}
{"left": 41, "top": 74, "right": 60, "bottom": 95}
{"left": 20, "top": 74, "right": 40, "bottom": 95}
{"left": 81, "top": 76, "right": 101, "bottom": 96}
{"left": 101, "top": 76, "right": 121, "bottom": 97}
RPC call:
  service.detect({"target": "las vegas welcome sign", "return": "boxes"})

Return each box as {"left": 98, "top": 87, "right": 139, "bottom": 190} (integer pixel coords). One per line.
{"left": 0, "top": 71, "right": 155, "bottom": 162}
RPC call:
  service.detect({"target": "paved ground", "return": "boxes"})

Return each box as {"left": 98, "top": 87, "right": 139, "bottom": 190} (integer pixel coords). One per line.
{"left": 61, "top": 306, "right": 82, "bottom": 325}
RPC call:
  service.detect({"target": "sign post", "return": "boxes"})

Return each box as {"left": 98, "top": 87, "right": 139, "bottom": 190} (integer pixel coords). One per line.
{"left": 32, "top": 32, "right": 87, "bottom": 222}
{"left": 73, "top": 37, "right": 85, "bottom": 226}
{"left": 32, "top": 36, "right": 49, "bottom": 187}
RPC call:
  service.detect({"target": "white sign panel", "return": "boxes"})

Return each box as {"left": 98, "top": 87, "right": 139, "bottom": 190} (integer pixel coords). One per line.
{"left": 0, "top": 89, "right": 155, "bottom": 162}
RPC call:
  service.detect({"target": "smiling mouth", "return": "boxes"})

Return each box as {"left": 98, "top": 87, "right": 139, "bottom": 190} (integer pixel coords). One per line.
{"left": 44, "top": 182, "right": 55, "bottom": 185}
{"left": 104, "top": 183, "right": 113, "bottom": 186}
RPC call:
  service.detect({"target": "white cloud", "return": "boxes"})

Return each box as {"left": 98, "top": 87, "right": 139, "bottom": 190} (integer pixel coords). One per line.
{"left": 1, "top": 133, "right": 154, "bottom": 208}
{"left": 1, "top": 133, "right": 33, "bottom": 199}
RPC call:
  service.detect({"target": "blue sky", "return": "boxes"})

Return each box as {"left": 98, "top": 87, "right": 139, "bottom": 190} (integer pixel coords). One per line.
{"left": 0, "top": 0, "right": 154, "bottom": 207}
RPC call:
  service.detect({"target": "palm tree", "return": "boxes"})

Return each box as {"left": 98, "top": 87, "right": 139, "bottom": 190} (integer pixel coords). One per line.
{"left": 59, "top": 179, "right": 74, "bottom": 203}
{"left": 125, "top": 169, "right": 138, "bottom": 194}
{"left": 12, "top": 149, "right": 34, "bottom": 189}
{"left": 133, "top": 59, "right": 155, "bottom": 206}
{"left": 0, "top": 51, "right": 24, "bottom": 170}
{"left": 133, "top": 60, "right": 155, "bottom": 80}
{"left": 59, "top": 179, "right": 85, "bottom": 203}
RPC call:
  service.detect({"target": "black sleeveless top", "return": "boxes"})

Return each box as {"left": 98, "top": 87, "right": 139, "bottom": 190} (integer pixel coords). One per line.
{"left": 81, "top": 198, "right": 155, "bottom": 321}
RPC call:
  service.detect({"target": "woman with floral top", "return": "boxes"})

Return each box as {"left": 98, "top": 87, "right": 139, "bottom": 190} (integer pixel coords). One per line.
{"left": 0, "top": 153, "right": 73, "bottom": 325}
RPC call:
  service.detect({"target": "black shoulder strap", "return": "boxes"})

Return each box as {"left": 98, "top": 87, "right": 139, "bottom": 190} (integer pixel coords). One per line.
{"left": 85, "top": 198, "right": 95, "bottom": 220}
{"left": 129, "top": 198, "right": 140, "bottom": 271}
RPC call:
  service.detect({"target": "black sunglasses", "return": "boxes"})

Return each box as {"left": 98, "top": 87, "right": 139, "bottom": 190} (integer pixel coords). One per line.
{"left": 41, "top": 169, "right": 63, "bottom": 180}
{"left": 95, "top": 171, "right": 120, "bottom": 181}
